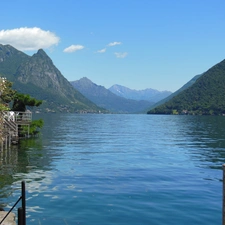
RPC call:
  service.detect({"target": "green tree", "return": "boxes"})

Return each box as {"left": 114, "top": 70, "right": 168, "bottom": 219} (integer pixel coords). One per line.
{"left": 20, "top": 119, "right": 44, "bottom": 137}
{"left": 11, "top": 93, "right": 43, "bottom": 137}
{"left": 0, "top": 77, "right": 44, "bottom": 139}
{"left": 0, "top": 77, "right": 15, "bottom": 110}
{"left": 12, "top": 93, "right": 42, "bottom": 112}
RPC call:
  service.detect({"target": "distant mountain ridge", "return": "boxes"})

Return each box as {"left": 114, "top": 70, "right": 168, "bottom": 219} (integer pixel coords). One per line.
{"left": 2, "top": 44, "right": 222, "bottom": 115}
{"left": 0, "top": 44, "right": 103, "bottom": 113}
{"left": 70, "top": 77, "right": 154, "bottom": 113}
{"left": 109, "top": 84, "right": 172, "bottom": 102}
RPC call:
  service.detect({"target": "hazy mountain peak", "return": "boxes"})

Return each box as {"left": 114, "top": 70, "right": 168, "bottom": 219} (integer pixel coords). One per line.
{"left": 0, "top": 44, "right": 29, "bottom": 80}
{"left": 109, "top": 84, "right": 172, "bottom": 102}
{"left": 37, "top": 48, "right": 47, "bottom": 55}
{"left": 70, "top": 78, "right": 154, "bottom": 113}
{"left": 0, "top": 44, "right": 27, "bottom": 59}
{"left": 79, "top": 77, "right": 93, "bottom": 84}
{"left": 32, "top": 49, "right": 53, "bottom": 64}
{"left": 0, "top": 44, "right": 17, "bottom": 51}
{"left": 71, "top": 77, "right": 98, "bottom": 89}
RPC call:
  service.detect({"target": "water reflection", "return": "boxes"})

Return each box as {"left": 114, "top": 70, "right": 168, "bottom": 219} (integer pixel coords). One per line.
{"left": 12, "top": 169, "right": 55, "bottom": 214}
{"left": 171, "top": 116, "right": 225, "bottom": 170}
{"left": 0, "top": 114, "right": 224, "bottom": 225}
{"left": 0, "top": 113, "right": 73, "bottom": 210}
{"left": 0, "top": 138, "right": 51, "bottom": 208}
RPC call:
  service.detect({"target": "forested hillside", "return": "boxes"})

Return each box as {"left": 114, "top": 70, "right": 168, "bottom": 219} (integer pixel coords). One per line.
{"left": 148, "top": 59, "right": 225, "bottom": 115}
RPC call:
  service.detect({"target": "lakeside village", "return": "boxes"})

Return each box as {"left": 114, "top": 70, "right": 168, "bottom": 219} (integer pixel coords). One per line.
{"left": 0, "top": 77, "right": 43, "bottom": 150}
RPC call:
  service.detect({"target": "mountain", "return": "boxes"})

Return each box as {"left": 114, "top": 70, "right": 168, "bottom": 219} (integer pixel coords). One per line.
{"left": 109, "top": 84, "right": 172, "bottom": 102}
{"left": 0, "top": 44, "right": 104, "bottom": 113}
{"left": 148, "top": 59, "right": 225, "bottom": 115}
{"left": 70, "top": 77, "right": 154, "bottom": 113}
{"left": 146, "top": 74, "right": 202, "bottom": 112}
{"left": 0, "top": 44, "right": 29, "bottom": 80}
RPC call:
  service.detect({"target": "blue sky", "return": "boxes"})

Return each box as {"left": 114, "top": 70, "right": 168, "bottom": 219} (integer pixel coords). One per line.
{"left": 0, "top": 0, "right": 224, "bottom": 92}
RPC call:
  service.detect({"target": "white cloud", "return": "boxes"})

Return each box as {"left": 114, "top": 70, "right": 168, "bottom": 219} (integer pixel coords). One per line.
{"left": 63, "top": 45, "right": 84, "bottom": 53}
{"left": 97, "top": 48, "right": 106, "bottom": 53}
{"left": 0, "top": 27, "right": 60, "bottom": 51}
{"left": 114, "top": 52, "right": 128, "bottom": 58}
{"left": 108, "top": 42, "right": 122, "bottom": 47}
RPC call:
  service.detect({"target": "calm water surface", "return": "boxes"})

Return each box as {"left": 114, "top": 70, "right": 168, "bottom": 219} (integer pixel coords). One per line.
{"left": 0, "top": 114, "right": 225, "bottom": 225}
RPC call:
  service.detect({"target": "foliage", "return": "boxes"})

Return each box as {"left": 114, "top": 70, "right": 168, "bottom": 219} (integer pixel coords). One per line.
{"left": 0, "top": 76, "right": 44, "bottom": 142}
{"left": 19, "top": 119, "right": 44, "bottom": 137}
{"left": 11, "top": 93, "right": 44, "bottom": 137}
{"left": 12, "top": 93, "right": 42, "bottom": 112}
{"left": 0, "top": 78, "right": 16, "bottom": 104}
{"left": 0, "top": 77, "right": 13, "bottom": 142}
{"left": 30, "top": 119, "right": 44, "bottom": 136}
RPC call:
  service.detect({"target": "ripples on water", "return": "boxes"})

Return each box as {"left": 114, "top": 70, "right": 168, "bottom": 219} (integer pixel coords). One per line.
{"left": 0, "top": 114, "right": 224, "bottom": 225}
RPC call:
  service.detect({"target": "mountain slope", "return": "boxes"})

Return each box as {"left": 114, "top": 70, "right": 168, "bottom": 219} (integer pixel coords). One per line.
{"left": 0, "top": 44, "right": 29, "bottom": 80}
{"left": 148, "top": 59, "right": 225, "bottom": 115}
{"left": 0, "top": 44, "right": 103, "bottom": 113}
{"left": 70, "top": 77, "right": 154, "bottom": 113}
{"left": 109, "top": 84, "right": 172, "bottom": 102}
{"left": 146, "top": 74, "right": 202, "bottom": 112}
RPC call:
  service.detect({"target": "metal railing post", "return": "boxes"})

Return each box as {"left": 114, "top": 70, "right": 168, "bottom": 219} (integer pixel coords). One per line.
{"left": 0, "top": 181, "right": 26, "bottom": 225}
{"left": 0, "top": 197, "right": 21, "bottom": 225}
{"left": 223, "top": 164, "right": 225, "bottom": 225}
{"left": 18, "top": 207, "right": 23, "bottom": 225}
{"left": 21, "top": 181, "right": 26, "bottom": 225}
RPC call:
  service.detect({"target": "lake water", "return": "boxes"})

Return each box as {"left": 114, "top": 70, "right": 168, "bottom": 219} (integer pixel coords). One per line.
{"left": 0, "top": 114, "right": 224, "bottom": 225}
